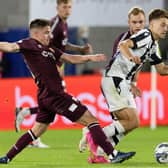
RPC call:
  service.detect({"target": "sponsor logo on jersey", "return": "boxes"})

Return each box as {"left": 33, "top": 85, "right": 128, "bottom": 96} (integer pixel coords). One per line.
{"left": 41, "top": 50, "right": 56, "bottom": 60}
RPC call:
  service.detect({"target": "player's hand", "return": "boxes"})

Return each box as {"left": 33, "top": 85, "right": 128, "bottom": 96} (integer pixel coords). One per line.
{"left": 82, "top": 43, "right": 93, "bottom": 54}
{"left": 130, "top": 83, "right": 142, "bottom": 98}
{"left": 90, "top": 54, "right": 107, "bottom": 62}
{"left": 129, "top": 56, "right": 141, "bottom": 64}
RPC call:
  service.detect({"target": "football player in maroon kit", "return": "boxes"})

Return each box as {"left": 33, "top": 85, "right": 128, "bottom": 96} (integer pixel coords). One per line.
{"left": 0, "top": 19, "right": 135, "bottom": 164}
{"left": 15, "top": 0, "right": 93, "bottom": 148}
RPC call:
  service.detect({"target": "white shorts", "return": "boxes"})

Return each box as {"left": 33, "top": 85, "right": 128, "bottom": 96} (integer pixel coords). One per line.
{"left": 101, "top": 75, "right": 136, "bottom": 112}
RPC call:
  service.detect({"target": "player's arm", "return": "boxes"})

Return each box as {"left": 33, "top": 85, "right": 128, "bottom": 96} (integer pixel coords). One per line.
{"left": 0, "top": 42, "right": 20, "bottom": 52}
{"left": 60, "top": 53, "right": 106, "bottom": 64}
{"left": 118, "top": 39, "right": 141, "bottom": 64}
{"left": 65, "top": 42, "right": 93, "bottom": 54}
{"left": 155, "top": 63, "right": 168, "bottom": 75}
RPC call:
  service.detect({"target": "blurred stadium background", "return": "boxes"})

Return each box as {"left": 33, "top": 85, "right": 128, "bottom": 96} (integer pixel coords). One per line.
{"left": 0, "top": 0, "right": 168, "bottom": 130}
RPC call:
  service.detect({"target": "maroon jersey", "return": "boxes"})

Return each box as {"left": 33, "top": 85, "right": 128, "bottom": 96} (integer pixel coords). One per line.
{"left": 17, "top": 38, "right": 63, "bottom": 94}
{"left": 111, "top": 31, "right": 131, "bottom": 56}
{"left": 50, "top": 15, "right": 68, "bottom": 52}
{"left": 17, "top": 38, "right": 87, "bottom": 123}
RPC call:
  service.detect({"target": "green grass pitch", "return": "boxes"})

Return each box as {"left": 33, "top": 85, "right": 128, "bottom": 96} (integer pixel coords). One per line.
{"left": 0, "top": 127, "right": 168, "bottom": 168}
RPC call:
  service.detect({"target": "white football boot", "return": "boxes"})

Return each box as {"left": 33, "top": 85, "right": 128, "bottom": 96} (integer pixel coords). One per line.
{"left": 28, "top": 138, "right": 49, "bottom": 148}
{"left": 79, "top": 127, "right": 89, "bottom": 152}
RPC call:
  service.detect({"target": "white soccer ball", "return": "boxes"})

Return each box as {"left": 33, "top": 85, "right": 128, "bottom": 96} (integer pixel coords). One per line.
{"left": 155, "top": 142, "right": 168, "bottom": 164}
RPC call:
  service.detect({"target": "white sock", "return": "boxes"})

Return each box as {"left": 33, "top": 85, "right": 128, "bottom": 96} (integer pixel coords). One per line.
{"left": 103, "top": 120, "right": 125, "bottom": 138}
{"left": 108, "top": 149, "right": 118, "bottom": 159}
{"left": 96, "top": 121, "right": 125, "bottom": 156}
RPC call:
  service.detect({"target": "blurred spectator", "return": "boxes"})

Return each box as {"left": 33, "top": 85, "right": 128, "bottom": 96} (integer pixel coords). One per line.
{"left": 78, "top": 26, "right": 90, "bottom": 45}
{"left": 76, "top": 26, "right": 94, "bottom": 75}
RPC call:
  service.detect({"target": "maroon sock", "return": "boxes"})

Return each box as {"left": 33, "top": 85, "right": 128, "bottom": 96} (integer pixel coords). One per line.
{"left": 88, "top": 123, "right": 114, "bottom": 156}
{"left": 30, "top": 107, "right": 39, "bottom": 114}
{"left": 6, "top": 130, "right": 37, "bottom": 160}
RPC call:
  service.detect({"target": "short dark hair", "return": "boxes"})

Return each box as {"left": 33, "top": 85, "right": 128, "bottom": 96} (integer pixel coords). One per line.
{"left": 29, "top": 19, "right": 50, "bottom": 30}
{"left": 149, "top": 9, "right": 168, "bottom": 22}
{"left": 128, "top": 7, "right": 145, "bottom": 18}
{"left": 57, "top": 0, "right": 71, "bottom": 5}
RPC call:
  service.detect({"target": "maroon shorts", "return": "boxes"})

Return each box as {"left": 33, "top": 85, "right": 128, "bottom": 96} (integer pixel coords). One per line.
{"left": 36, "top": 93, "right": 87, "bottom": 124}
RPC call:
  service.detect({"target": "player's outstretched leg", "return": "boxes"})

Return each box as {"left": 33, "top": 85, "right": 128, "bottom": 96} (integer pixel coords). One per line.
{"left": 86, "top": 132, "right": 136, "bottom": 164}
{"left": 15, "top": 108, "right": 49, "bottom": 148}
{"left": 79, "top": 121, "right": 125, "bottom": 153}
{"left": 0, "top": 129, "right": 38, "bottom": 164}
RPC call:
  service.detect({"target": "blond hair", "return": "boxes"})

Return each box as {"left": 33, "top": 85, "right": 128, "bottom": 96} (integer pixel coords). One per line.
{"left": 128, "top": 7, "right": 145, "bottom": 18}
{"left": 57, "top": 0, "right": 72, "bottom": 5}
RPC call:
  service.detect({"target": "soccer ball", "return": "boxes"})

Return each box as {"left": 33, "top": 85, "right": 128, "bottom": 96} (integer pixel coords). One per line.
{"left": 155, "top": 142, "right": 168, "bottom": 164}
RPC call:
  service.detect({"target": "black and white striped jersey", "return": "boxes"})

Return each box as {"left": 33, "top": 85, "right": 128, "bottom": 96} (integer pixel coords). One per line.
{"left": 105, "top": 28, "right": 162, "bottom": 81}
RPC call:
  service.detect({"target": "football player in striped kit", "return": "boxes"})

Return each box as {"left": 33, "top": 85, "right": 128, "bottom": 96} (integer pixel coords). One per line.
{"left": 79, "top": 8, "right": 168, "bottom": 163}
{"left": 79, "top": 7, "right": 146, "bottom": 163}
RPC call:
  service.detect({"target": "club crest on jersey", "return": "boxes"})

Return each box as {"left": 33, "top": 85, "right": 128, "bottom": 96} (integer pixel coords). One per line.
{"left": 62, "top": 38, "right": 68, "bottom": 46}
{"left": 38, "top": 44, "right": 42, "bottom": 48}
{"left": 41, "top": 50, "right": 56, "bottom": 60}
{"left": 63, "top": 31, "right": 67, "bottom": 36}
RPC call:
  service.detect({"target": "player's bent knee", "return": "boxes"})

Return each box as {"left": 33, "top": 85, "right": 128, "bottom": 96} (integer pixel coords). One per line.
{"left": 130, "top": 118, "right": 140, "bottom": 130}
{"left": 133, "top": 116, "right": 140, "bottom": 128}
{"left": 128, "top": 109, "right": 140, "bottom": 129}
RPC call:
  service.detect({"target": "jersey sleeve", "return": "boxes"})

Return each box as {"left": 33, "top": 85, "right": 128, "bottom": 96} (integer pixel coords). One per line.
{"left": 149, "top": 44, "right": 162, "bottom": 65}
{"left": 149, "top": 53, "right": 162, "bottom": 65}
{"left": 53, "top": 47, "right": 63, "bottom": 60}
{"left": 130, "top": 29, "right": 152, "bottom": 49}
{"left": 16, "top": 39, "right": 34, "bottom": 52}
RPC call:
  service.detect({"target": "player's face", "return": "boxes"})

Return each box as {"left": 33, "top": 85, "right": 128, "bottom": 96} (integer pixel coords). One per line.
{"left": 150, "top": 18, "right": 168, "bottom": 40}
{"left": 57, "top": 1, "right": 72, "bottom": 21}
{"left": 128, "top": 13, "right": 146, "bottom": 34}
{"left": 37, "top": 26, "right": 52, "bottom": 46}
